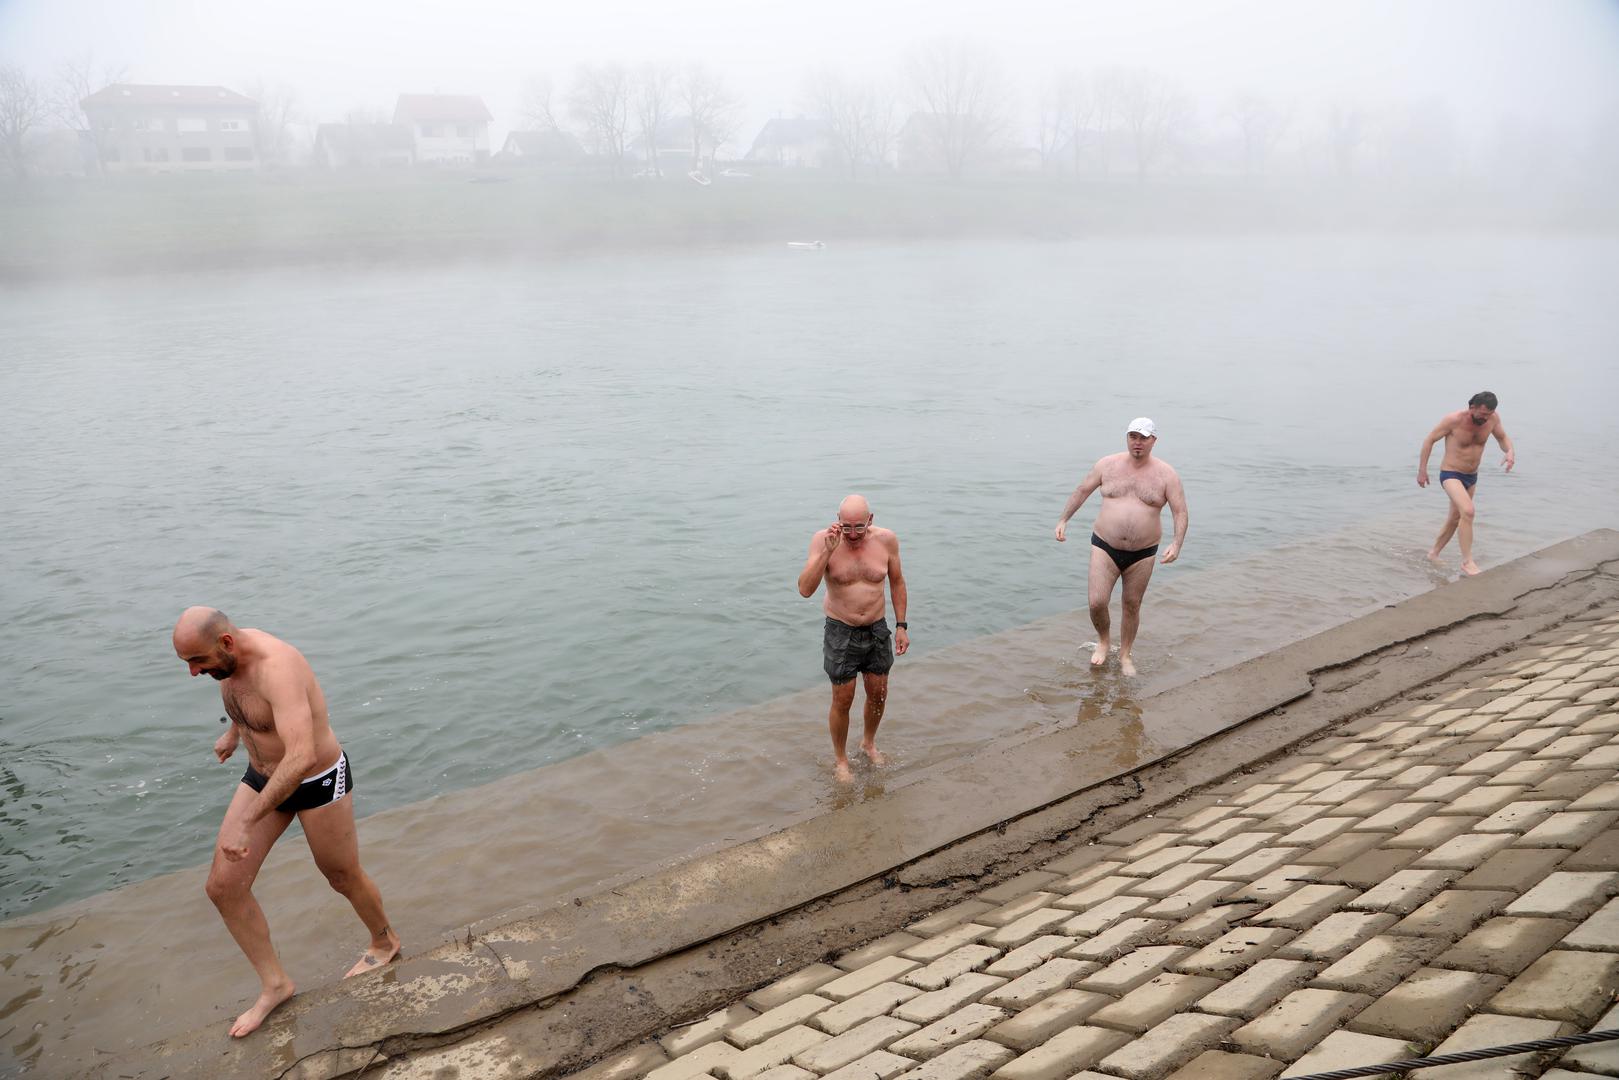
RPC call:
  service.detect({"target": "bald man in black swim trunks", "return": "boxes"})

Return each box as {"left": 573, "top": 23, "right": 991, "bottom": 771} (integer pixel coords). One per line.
{"left": 1054, "top": 418, "right": 1189, "bottom": 676}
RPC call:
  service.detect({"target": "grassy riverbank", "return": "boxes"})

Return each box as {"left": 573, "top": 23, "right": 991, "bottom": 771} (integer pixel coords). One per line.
{"left": 2, "top": 169, "right": 1611, "bottom": 280}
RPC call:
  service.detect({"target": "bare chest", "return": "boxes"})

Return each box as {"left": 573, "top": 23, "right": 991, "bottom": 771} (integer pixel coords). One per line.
{"left": 1100, "top": 468, "right": 1167, "bottom": 507}
{"left": 222, "top": 687, "right": 276, "bottom": 734}
{"left": 1447, "top": 422, "right": 1491, "bottom": 449}
{"left": 827, "top": 545, "right": 888, "bottom": 586}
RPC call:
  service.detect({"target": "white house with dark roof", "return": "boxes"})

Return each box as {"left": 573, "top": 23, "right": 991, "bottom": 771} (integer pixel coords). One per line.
{"left": 746, "top": 117, "right": 833, "bottom": 169}
{"left": 80, "top": 84, "right": 259, "bottom": 172}
{"left": 393, "top": 94, "right": 492, "bottom": 164}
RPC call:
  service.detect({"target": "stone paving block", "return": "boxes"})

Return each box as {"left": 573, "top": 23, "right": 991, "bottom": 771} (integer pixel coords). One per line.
{"left": 1445, "top": 784, "right": 1531, "bottom": 816}
{"left": 979, "top": 957, "right": 1096, "bottom": 1010}
{"left": 1410, "top": 775, "right": 1488, "bottom": 804}
{"left": 731, "top": 996, "right": 837, "bottom": 1048}
{"left": 1475, "top": 800, "right": 1566, "bottom": 833}
{"left": 1165, "top": 1051, "right": 1282, "bottom": 1080}
{"left": 903, "top": 947, "right": 1003, "bottom": 991}
{"left": 1505, "top": 699, "right": 1565, "bottom": 722}
{"left": 815, "top": 984, "right": 925, "bottom": 1036}
{"left": 1389, "top": 815, "right": 1483, "bottom": 850}
{"left": 1245, "top": 792, "right": 1311, "bottom": 817}
{"left": 1278, "top": 816, "right": 1358, "bottom": 846}
{"left": 1408, "top": 1013, "right": 1571, "bottom": 1080}
{"left": 1174, "top": 927, "right": 1296, "bottom": 978}
{"left": 1531, "top": 768, "right": 1614, "bottom": 802}
{"left": 1231, "top": 865, "right": 1325, "bottom": 905}
{"left": 1086, "top": 972, "right": 1223, "bottom": 1034}
{"left": 983, "top": 936, "right": 1075, "bottom": 978}
{"left": 1127, "top": 861, "right": 1218, "bottom": 899}
{"left": 1562, "top": 896, "right": 1619, "bottom": 951}
{"left": 1412, "top": 833, "right": 1515, "bottom": 870}
{"left": 1355, "top": 802, "right": 1435, "bottom": 831}
{"left": 1213, "top": 848, "right": 1303, "bottom": 882}
{"left": 1504, "top": 871, "right": 1619, "bottom": 919}
{"left": 1039, "top": 844, "right": 1118, "bottom": 876}
{"left": 1113, "top": 818, "right": 1178, "bottom": 845}
{"left": 821, "top": 1052, "right": 914, "bottom": 1080}
{"left": 975, "top": 871, "right": 1063, "bottom": 905}
{"left": 748, "top": 965, "right": 846, "bottom": 1012}
{"left": 1162, "top": 902, "right": 1266, "bottom": 946}
{"left": 1076, "top": 945, "right": 1195, "bottom": 995}
{"left": 1263, "top": 805, "right": 1334, "bottom": 832}
{"left": 1055, "top": 876, "right": 1137, "bottom": 911}
{"left": 1229, "top": 783, "right": 1289, "bottom": 807}
{"left": 907, "top": 902, "right": 998, "bottom": 938}
{"left": 1139, "top": 879, "right": 1239, "bottom": 920}
{"left": 1053, "top": 859, "right": 1127, "bottom": 892}
{"left": 1390, "top": 889, "right": 1514, "bottom": 941}
{"left": 716, "top": 1028, "right": 831, "bottom": 1080}
{"left": 751, "top": 1066, "right": 815, "bottom": 1080}
{"left": 1435, "top": 916, "right": 1580, "bottom": 977}
{"left": 1535, "top": 732, "right": 1607, "bottom": 758}
{"left": 898, "top": 1040, "right": 1015, "bottom": 1080}
{"left": 571, "top": 1043, "right": 673, "bottom": 1080}
{"left": 1457, "top": 847, "right": 1568, "bottom": 891}
{"left": 821, "top": 957, "right": 924, "bottom": 1001}
{"left": 1060, "top": 894, "right": 1153, "bottom": 936}
{"left": 1304, "top": 779, "right": 1382, "bottom": 806}
{"left": 1556, "top": 1001, "right": 1619, "bottom": 1074}
{"left": 793, "top": 1018, "right": 920, "bottom": 1075}
{"left": 989, "top": 1026, "right": 1130, "bottom": 1080}
{"left": 889, "top": 1005, "right": 1010, "bottom": 1062}
{"left": 1119, "top": 832, "right": 1188, "bottom": 862}
{"left": 1570, "top": 781, "right": 1619, "bottom": 810}
{"left": 1067, "top": 917, "right": 1172, "bottom": 961}
{"left": 1280, "top": 1031, "right": 1409, "bottom": 1079}
{"left": 1098, "top": 1014, "right": 1241, "bottom": 1080}
{"left": 975, "top": 893, "right": 1063, "bottom": 929}
{"left": 893, "top": 974, "right": 1010, "bottom": 1025}
{"left": 649, "top": 1041, "right": 738, "bottom": 1080}
{"left": 1518, "top": 810, "right": 1619, "bottom": 848}
{"left": 1488, "top": 949, "right": 1619, "bottom": 1025}
{"left": 1118, "top": 845, "right": 1202, "bottom": 878}
{"left": 1230, "top": 988, "right": 1375, "bottom": 1060}
{"left": 1275, "top": 912, "right": 1399, "bottom": 962}
{"left": 982, "top": 909, "right": 1072, "bottom": 949}
{"left": 1485, "top": 759, "right": 1559, "bottom": 787}
{"left": 983, "top": 989, "right": 1113, "bottom": 1050}
{"left": 902, "top": 924, "right": 995, "bottom": 964}
{"left": 1297, "top": 831, "right": 1388, "bottom": 867}
{"left": 1179, "top": 803, "right": 1245, "bottom": 830}
{"left": 1347, "top": 869, "right": 1458, "bottom": 914}
{"left": 1274, "top": 761, "right": 1330, "bottom": 784}
{"left": 838, "top": 933, "right": 927, "bottom": 972}
{"left": 1313, "top": 934, "right": 1449, "bottom": 995}
{"left": 1323, "top": 847, "right": 1422, "bottom": 888}
{"left": 1494, "top": 729, "right": 1563, "bottom": 752}
{"left": 1190, "top": 833, "right": 1279, "bottom": 863}
{"left": 1185, "top": 817, "right": 1264, "bottom": 846}
{"left": 662, "top": 1004, "right": 760, "bottom": 1056}
{"left": 1345, "top": 966, "right": 1507, "bottom": 1042}
{"left": 1250, "top": 884, "right": 1359, "bottom": 930}
{"left": 1565, "top": 829, "right": 1619, "bottom": 872}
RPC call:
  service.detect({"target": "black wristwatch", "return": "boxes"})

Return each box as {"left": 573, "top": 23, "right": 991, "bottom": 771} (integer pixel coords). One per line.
{"left": 895, "top": 621, "right": 908, "bottom": 629}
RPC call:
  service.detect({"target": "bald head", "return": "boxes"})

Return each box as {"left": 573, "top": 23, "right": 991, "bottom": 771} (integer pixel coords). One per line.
{"left": 173, "top": 607, "right": 240, "bottom": 679}
{"left": 838, "top": 494, "right": 870, "bottom": 521}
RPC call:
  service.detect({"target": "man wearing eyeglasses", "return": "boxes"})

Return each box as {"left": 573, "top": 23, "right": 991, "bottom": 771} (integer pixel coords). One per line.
{"left": 797, "top": 494, "right": 909, "bottom": 782}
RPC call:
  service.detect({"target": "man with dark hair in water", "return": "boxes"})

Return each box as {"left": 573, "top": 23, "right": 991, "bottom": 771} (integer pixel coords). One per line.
{"left": 1055, "top": 418, "right": 1188, "bottom": 676}
{"left": 171, "top": 607, "right": 400, "bottom": 1038}
{"left": 1418, "top": 391, "right": 1516, "bottom": 576}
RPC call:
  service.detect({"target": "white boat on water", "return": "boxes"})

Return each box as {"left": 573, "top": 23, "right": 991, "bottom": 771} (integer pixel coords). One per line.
{"left": 786, "top": 241, "right": 825, "bottom": 250}
{"left": 688, "top": 170, "right": 711, "bottom": 186}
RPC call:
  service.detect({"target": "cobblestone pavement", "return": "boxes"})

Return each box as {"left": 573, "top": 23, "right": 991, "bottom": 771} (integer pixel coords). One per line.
{"left": 573, "top": 605, "right": 1619, "bottom": 1080}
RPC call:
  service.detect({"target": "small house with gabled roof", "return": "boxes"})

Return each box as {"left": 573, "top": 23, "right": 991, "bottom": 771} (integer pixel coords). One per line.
{"left": 393, "top": 94, "right": 493, "bottom": 164}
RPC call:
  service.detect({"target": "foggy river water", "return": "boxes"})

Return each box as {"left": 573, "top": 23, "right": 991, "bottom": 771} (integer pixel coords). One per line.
{"left": 4, "top": 234, "right": 1617, "bottom": 921}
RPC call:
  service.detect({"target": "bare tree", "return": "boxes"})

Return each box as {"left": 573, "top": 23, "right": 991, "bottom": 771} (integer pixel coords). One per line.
{"left": 0, "top": 64, "right": 49, "bottom": 180}
{"left": 803, "top": 68, "right": 896, "bottom": 178}
{"left": 633, "top": 63, "right": 676, "bottom": 175}
{"left": 51, "top": 53, "right": 126, "bottom": 175}
{"left": 1227, "top": 90, "right": 1290, "bottom": 177}
{"left": 680, "top": 63, "right": 739, "bottom": 169}
{"left": 245, "top": 80, "right": 301, "bottom": 168}
{"left": 1326, "top": 103, "right": 1366, "bottom": 180}
{"left": 1103, "top": 67, "right": 1189, "bottom": 183}
{"left": 520, "top": 74, "right": 562, "bottom": 132}
{"left": 1038, "top": 67, "right": 1103, "bottom": 179}
{"left": 568, "top": 63, "right": 631, "bottom": 175}
{"left": 904, "top": 38, "right": 1009, "bottom": 180}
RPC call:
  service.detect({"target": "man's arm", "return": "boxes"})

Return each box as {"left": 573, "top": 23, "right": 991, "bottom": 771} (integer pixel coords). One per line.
{"left": 219, "top": 664, "right": 316, "bottom": 861}
{"left": 1416, "top": 417, "right": 1451, "bottom": 487}
{"left": 1055, "top": 462, "right": 1103, "bottom": 541}
{"left": 1493, "top": 418, "right": 1516, "bottom": 472}
{"left": 887, "top": 532, "right": 909, "bottom": 656}
{"left": 797, "top": 528, "right": 840, "bottom": 597}
{"left": 1160, "top": 469, "right": 1189, "bottom": 564}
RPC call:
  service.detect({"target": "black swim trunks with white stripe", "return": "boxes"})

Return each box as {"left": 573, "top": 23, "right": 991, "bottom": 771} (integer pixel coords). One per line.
{"left": 242, "top": 751, "right": 352, "bottom": 813}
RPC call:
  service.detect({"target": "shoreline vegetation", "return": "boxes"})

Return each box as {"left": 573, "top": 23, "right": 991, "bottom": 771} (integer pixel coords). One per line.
{"left": 3, "top": 170, "right": 1615, "bottom": 282}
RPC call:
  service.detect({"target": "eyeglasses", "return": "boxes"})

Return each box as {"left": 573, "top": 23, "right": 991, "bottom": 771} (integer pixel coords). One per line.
{"left": 837, "top": 522, "right": 870, "bottom": 534}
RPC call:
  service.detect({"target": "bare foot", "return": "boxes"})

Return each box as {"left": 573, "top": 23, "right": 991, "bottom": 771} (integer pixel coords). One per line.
{"left": 1119, "top": 654, "right": 1137, "bottom": 677}
{"left": 860, "top": 742, "right": 887, "bottom": 767}
{"left": 229, "top": 979, "right": 294, "bottom": 1038}
{"left": 344, "top": 930, "right": 401, "bottom": 978}
{"left": 1426, "top": 549, "right": 1445, "bottom": 564}
{"left": 834, "top": 759, "right": 854, "bottom": 784}
{"left": 1089, "top": 640, "right": 1110, "bottom": 667}
{"left": 1460, "top": 560, "right": 1482, "bottom": 577}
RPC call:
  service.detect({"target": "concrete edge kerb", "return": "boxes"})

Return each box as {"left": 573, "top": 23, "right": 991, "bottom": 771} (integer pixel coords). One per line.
{"left": 101, "top": 529, "right": 1619, "bottom": 1079}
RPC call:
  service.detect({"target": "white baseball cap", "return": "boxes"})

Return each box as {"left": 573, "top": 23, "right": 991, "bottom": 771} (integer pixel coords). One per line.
{"left": 1126, "top": 417, "right": 1157, "bottom": 437}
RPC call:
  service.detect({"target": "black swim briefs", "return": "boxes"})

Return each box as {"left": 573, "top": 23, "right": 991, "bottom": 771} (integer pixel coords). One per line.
{"left": 242, "top": 751, "right": 352, "bottom": 813}
{"left": 1092, "top": 533, "right": 1158, "bottom": 572}
{"left": 823, "top": 616, "right": 895, "bottom": 684}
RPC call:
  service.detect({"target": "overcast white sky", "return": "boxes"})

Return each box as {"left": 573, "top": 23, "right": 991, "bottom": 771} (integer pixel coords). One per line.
{"left": 3, "top": 0, "right": 1617, "bottom": 147}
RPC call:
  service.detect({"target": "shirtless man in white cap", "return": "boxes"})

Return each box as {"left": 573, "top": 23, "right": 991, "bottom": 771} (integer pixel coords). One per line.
{"left": 1054, "top": 418, "right": 1188, "bottom": 675}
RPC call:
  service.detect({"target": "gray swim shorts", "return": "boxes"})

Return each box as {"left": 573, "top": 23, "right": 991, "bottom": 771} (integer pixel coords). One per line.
{"left": 823, "top": 616, "right": 894, "bottom": 684}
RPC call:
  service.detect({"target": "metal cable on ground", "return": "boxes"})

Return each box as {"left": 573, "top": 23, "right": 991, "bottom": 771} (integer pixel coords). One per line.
{"left": 1284, "top": 1028, "right": 1619, "bottom": 1080}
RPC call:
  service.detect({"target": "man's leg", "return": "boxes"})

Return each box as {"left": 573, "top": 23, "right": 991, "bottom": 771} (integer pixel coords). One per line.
{"left": 828, "top": 679, "right": 859, "bottom": 782}
{"left": 1427, "top": 499, "right": 1461, "bottom": 561}
{"left": 204, "top": 783, "right": 297, "bottom": 1037}
{"left": 1088, "top": 545, "right": 1123, "bottom": 667}
{"left": 1117, "top": 555, "right": 1158, "bottom": 677}
{"left": 859, "top": 671, "right": 889, "bottom": 766}
{"left": 1440, "top": 478, "right": 1480, "bottom": 575}
{"left": 299, "top": 794, "right": 402, "bottom": 977}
